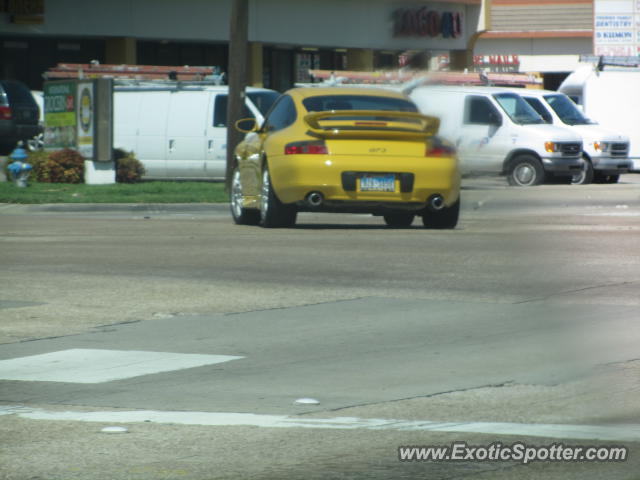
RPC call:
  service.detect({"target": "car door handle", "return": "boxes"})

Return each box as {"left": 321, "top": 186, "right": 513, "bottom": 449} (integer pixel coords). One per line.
{"left": 207, "top": 140, "right": 214, "bottom": 152}
{"left": 169, "top": 139, "right": 175, "bottom": 151}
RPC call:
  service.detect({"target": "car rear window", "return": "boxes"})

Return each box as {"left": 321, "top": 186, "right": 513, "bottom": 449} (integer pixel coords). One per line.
{"left": 302, "top": 95, "right": 417, "bottom": 113}
{"left": 0, "top": 80, "right": 35, "bottom": 104}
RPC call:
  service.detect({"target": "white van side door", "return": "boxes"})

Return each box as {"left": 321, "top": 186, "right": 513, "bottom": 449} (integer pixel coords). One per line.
{"left": 166, "top": 91, "right": 209, "bottom": 178}
{"left": 458, "top": 95, "right": 509, "bottom": 174}
{"left": 135, "top": 91, "right": 171, "bottom": 178}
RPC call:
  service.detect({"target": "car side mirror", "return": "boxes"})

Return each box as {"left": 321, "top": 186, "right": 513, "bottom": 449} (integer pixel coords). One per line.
{"left": 235, "top": 118, "right": 259, "bottom": 133}
{"left": 488, "top": 111, "right": 502, "bottom": 127}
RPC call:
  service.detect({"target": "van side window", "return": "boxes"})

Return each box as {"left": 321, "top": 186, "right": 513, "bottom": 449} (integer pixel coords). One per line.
{"left": 523, "top": 97, "right": 553, "bottom": 123}
{"left": 464, "top": 96, "right": 499, "bottom": 125}
{"left": 213, "top": 95, "right": 254, "bottom": 127}
{"left": 263, "top": 94, "right": 296, "bottom": 132}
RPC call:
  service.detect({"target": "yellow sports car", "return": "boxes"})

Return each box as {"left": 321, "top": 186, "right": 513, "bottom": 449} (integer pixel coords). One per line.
{"left": 231, "top": 87, "right": 460, "bottom": 228}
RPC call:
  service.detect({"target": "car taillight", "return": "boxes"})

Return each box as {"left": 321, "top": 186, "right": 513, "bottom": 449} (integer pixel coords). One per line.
{"left": 285, "top": 141, "right": 328, "bottom": 155}
{"left": 426, "top": 140, "right": 455, "bottom": 157}
{"left": 0, "top": 106, "right": 12, "bottom": 120}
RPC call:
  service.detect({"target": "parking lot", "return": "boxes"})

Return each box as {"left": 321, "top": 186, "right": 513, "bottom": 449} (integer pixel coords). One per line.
{"left": 1, "top": 175, "right": 639, "bottom": 479}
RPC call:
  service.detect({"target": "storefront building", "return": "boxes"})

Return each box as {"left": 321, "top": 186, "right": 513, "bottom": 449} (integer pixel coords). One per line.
{"left": 1, "top": 0, "right": 482, "bottom": 91}
{"left": 473, "top": 0, "right": 594, "bottom": 89}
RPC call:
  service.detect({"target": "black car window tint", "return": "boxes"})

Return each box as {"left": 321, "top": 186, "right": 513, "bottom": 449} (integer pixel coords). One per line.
{"left": 263, "top": 95, "right": 296, "bottom": 132}
{"left": 2, "top": 81, "right": 35, "bottom": 104}
{"left": 247, "top": 91, "right": 280, "bottom": 116}
{"left": 213, "top": 94, "right": 254, "bottom": 127}
{"left": 302, "top": 95, "right": 417, "bottom": 112}
{"left": 465, "top": 96, "right": 497, "bottom": 124}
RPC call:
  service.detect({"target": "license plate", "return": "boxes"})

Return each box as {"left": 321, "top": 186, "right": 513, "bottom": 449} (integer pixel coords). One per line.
{"left": 360, "top": 174, "right": 395, "bottom": 192}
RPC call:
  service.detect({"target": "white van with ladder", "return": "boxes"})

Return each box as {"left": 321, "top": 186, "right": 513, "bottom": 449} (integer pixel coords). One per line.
{"left": 113, "top": 81, "right": 279, "bottom": 179}
{"left": 408, "top": 85, "right": 584, "bottom": 186}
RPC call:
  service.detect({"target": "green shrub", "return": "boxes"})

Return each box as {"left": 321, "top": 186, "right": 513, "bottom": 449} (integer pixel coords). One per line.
{"left": 39, "top": 148, "right": 85, "bottom": 184}
{"left": 115, "top": 150, "right": 146, "bottom": 183}
{"left": 26, "top": 150, "right": 51, "bottom": 182}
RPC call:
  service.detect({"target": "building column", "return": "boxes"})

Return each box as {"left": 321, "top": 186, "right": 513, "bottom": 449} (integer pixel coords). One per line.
{"left": 449, "top": 49, "right": 472, "bottom": 70}
{"left": 247, "top": 42, "right": 263, "bottom": 87}
{"left": 105, "top": 38, "right": 137, "bottom": 65}
{"left": 346, "top": 48, "right": 374, "bottom": 71}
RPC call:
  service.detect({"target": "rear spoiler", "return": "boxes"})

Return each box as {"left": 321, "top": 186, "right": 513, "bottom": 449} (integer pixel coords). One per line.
{"left": 304, "top": 110, "right": 440, "bottom": 140}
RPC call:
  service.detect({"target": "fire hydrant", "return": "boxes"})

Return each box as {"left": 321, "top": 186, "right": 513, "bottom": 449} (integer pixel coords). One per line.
{"left": 7, "top": 146, "right": 32, "bottom": 188}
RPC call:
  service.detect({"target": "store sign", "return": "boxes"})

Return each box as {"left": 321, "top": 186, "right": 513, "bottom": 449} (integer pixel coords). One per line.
{"left": 43, "top": 79, "right": 109, "bottom": 161}
{"left": 594, "top": 0, "right": 640, "bottom": 56}
{"left": 473, "top": 55, "right": 520, "bottom": 72}
{"left": 43, "top": 82, "right": 76, "bottom": 150}
{"left": 0, "top": 0, "right": 45, "bottom": 24}
{"left": 393, "top": 7, "right": 463, "bottom": 39}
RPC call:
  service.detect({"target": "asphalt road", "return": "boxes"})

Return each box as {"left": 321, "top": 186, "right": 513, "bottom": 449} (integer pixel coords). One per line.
{"left": 1, "top": 176, "right": 639, "bottom": 479}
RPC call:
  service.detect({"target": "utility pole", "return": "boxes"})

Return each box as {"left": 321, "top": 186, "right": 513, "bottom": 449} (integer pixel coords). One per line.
{"left": 226, "top": 0, "right": 249, "bottom": 192}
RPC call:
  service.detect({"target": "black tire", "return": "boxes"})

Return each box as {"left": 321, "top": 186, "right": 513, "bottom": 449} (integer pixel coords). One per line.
{"left": 571, "top": 157, "right": 594, "bottom": 185}
{"left": 594, "top": 173, "right": 620, "bottom": 184}
{"left": 422, "top": 199, "right": 460, "bottom": 229}
{"left": 230, "top": 167, "right": 260, "bottom": 225}
{"left": 507, "top": 155, "right": 545, "bottom": 186}
{"left": 383, "top": 212, "right": 415, "bottom": 228}
{"left": 260, "top": 167, "right": 297, "bottom": 228}
{"left": 604, "top": 174, "right": 620, "bottom": 184}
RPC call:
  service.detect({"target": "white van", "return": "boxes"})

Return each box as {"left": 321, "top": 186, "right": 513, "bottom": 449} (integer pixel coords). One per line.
{"left": 408, "top": 85, "right": 584, "bottom": 186}
{"left": 113, "top": 82, "right": 279, "bottom": 179}
{"left": 559, "top": 64, "right": 640, "bottom": 174}
{"left": 510, "top": 88, "right": 630, "bottom": 184}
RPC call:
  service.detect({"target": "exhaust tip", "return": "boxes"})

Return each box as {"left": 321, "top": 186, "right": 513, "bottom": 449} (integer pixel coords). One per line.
{"left": 428, "top": 194, "right": 445, "bottom": 211}
{"left": 306, "top": 191, "right": 324, "bottom": 208}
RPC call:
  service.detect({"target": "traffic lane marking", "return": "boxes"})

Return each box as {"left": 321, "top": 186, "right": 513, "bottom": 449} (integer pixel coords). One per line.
{"left": 1, "top": 405, "right": 638, "bottom": 442}
{"left": 0, "top": 349, "right": 243, "bottom": 383}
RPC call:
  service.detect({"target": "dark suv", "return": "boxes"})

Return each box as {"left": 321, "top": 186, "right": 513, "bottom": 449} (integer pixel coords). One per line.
{"left": 0, "top": 80, "right": 41, "bottom": 155}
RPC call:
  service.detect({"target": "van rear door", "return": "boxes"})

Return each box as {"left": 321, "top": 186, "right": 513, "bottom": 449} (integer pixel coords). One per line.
{"left": 136, "top": 91, "right": 170, "bottom": 178}
{"left": 166, "top": 91, "right": 209, "bottom": 178}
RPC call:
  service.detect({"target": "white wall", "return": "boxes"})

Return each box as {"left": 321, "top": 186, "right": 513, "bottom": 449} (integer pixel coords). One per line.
{"left": 475, "top": 37, "right": 593, "bottom": 56}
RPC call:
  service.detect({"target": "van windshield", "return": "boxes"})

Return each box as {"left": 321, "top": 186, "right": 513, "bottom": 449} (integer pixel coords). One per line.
{"left": 543, "top": 94, "right": 593, "bottom": 125}
{"left": 493, "top": 93, "right": 544, "bottom": 125}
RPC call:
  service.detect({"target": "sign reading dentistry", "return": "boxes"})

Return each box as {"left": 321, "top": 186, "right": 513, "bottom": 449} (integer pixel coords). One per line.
{"left": 594, "top": 0, "right": 640, "bottom": 56}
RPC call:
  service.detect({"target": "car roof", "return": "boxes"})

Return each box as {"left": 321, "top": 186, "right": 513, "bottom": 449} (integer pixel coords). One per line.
{"left": 286, "top": 86, "right": 410, "bottom": 100}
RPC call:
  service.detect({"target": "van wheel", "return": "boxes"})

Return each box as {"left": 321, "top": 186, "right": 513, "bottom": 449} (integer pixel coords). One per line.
{"left": 422, "top": 199, "right": 460, "bottom": 229}
{"left": 507, "top": 155, "right": 545, "bottom": 186}
{"left": 571, "top": 157, "right": 594, "bottom": 185}
{"left": 605, "top": 174, "right": 620, "bottom": 184}
{"left": 260, "top": 167, "right": 297, "bottom": 228}
{"left": 230, "top": 167, "right": 260, "bottom": 225}
{"left": 594, "top": 173, "right": 620, "bottom": 184}
{"left": 383, "top": 212, "right": 415, "bottom": 228}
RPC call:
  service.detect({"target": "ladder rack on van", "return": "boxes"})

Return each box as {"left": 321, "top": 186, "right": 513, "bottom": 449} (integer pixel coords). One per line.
{"left": 43, "top": 63, "right": 226, "bottom": 84}
{"left": 308, "top": 69, "right": 542, "bottom": 88}
{"left": 112, "top": 79, "right": 226, "bottom": 92}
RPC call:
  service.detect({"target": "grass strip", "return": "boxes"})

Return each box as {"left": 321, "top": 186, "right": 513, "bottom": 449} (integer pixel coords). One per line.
{"left": 0, "top": 181, "right": 229, "bottom": 204}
